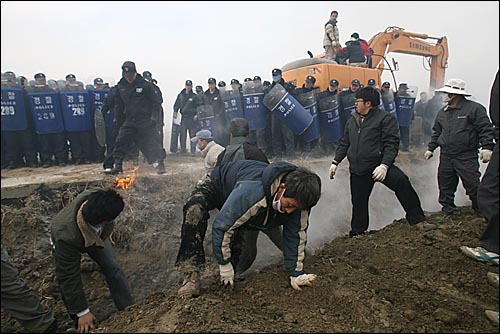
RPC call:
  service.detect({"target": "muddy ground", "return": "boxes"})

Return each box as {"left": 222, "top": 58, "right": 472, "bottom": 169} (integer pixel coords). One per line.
{"left": 1, "top": 150, "right": 498, "bottom": 333}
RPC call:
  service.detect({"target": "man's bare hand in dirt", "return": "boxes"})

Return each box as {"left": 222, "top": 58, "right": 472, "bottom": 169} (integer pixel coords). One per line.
{"left": 78, "top": 312, "right": 96, "bottom": 333}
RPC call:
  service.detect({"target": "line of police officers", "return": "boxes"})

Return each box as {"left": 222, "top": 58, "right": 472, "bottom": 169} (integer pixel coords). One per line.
{"left": 172, "top": 68, "right": 421, "bottom": 161}
{"left": 1, "top": 64, "right": 166, "bottom": 174}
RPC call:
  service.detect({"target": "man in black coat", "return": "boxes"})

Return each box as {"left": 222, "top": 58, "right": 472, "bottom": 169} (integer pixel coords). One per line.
{"left": 329, "top": 87, "right": 426, "bottom": 237}
{"left": 106, "top": 61, "right": 166, "bottom": 174}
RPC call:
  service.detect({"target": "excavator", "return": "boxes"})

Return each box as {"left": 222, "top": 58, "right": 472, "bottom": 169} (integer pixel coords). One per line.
{"left": 281, "top": 26, "right": 448, "bottom": 93}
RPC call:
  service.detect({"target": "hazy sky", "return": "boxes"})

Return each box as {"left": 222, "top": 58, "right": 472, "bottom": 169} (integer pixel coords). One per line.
{"left": 2, "top": 1, "right": 499, "bottom": 137}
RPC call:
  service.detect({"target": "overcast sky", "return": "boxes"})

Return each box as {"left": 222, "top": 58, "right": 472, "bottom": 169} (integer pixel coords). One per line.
{"left": 2, "top": 1, "right": 499, "bottom": 135}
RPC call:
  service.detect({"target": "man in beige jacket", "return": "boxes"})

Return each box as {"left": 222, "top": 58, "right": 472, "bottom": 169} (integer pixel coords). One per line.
{"left": 323, "top": 10, "right": 340, "bottom": 60}
{"left": 191, "top": 129, "right": 225, "bottom": 178}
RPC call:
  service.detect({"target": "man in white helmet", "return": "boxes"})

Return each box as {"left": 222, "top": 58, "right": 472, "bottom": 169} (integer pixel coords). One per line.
{"left": 424, "top": 78, "right": 495, "bottom": 216}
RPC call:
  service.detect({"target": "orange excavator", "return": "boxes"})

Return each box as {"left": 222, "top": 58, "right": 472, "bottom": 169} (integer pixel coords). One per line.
{"left": 281, "top": 26, "right": 448, "bottom": 93}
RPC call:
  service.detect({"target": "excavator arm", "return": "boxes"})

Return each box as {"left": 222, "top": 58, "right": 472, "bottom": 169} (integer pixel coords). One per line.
{"left": 368, "top": 26, "right": 448, "bottom": 92}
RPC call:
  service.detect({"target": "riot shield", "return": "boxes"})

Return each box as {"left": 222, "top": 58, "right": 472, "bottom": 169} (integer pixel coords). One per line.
{"left": 263, "top": 83, "right": 313, "bottom": 135}
{"left": 94, "top": 106, "right": 106, "bottom": 146}
{"left": 395, "top": 85, "right": 418, "bottom": 127}
{"left": 170, "top": 112, "right": 181, "bottom": 153}
{"left": 242, "top": 81, "right": 266, "bottom": 130}
{"left": 220, "top": 88, "right": 244, "bottom": 123}
{"left": 59, "top": 90, "right": 92, "bottom": 132}
{"left": 196, "top": 104, "right": 215, "bottom": 132}
{"left": 318, "top": 94, "right": 343, "bottom": 142}
{"left": 88, "top": 89, "right": 111, "bottom": 127}
{"left": 381, "top": 90, "right": 397, "bottom": 121}
{"left": 26, "top": 91, "right": 65, "bottom": 134}
{"left": 296, "top": 91, "right": 320, "bottom": 142}
{"left": 1, "top": 87, "right": 28, "bottom": 131}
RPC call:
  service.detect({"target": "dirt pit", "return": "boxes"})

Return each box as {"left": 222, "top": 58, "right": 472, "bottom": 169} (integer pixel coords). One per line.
{"left": 1, "top": 152, "right": 498, "bottom": 333}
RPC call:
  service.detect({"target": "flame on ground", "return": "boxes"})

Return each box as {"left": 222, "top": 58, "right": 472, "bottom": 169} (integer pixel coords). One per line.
{"left": 114, "top": 167, "right": 139, "bottom": 190}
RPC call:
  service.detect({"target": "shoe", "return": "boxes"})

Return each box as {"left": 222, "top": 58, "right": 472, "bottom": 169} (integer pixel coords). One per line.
{"left": 105, "top": 161, "right": 123, "bottom": 175}
{"left": 157, "top": 160, "right": 166, "bottom": 174}
{"left": 349, "top": 230, "right": 366, "bottom": 238}
{"left": 485, "top": 310, "right": 499, "bottom": 325}
{"left": 42, "top": 162, "right": 51, "bottom": 168}
{"left": 487, "top": 272, "right": 499, "bottom": 287}
{"left": 104, "top": 168, "right": 112, "bottom": 173}
{"left": 178, "top": 273, "right": 200, "bottom": 297}
{"left": 460, "top": 246, "right": 499, "bottom": 265}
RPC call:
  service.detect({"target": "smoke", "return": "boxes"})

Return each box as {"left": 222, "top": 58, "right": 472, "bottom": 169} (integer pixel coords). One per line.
{"left": 251, "top": 152, "right": 486, "bottom": 273}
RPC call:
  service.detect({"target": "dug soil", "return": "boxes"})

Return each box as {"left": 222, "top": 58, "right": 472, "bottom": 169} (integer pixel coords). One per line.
{"left": 1, "top": 152, "right": 498, "bottom": 333}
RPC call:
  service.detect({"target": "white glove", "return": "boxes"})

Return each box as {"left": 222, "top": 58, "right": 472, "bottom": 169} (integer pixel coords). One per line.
{"left": 372, "top": 164, "right": 388, "bottom": 182}
{"left": 329, "top": 163, "right": 337, "bottom": 180}
{"left": 480, "top": 149, "right": 493, "bottom": 163}
{"left": 290, "top": 273, "right": 317, "bottom": 291}
{"left": 219, "top": 263, "right": 234, "bottom": 287}
{"left": 424, "top": 150, "right": 433, "bottom": 160}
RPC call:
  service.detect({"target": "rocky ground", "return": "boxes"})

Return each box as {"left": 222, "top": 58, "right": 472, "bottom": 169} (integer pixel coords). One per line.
{"left": 1, "top": 151, "right": 498, "bottom": 333}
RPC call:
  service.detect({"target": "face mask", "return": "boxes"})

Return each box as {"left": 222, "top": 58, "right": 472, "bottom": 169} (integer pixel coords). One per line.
{"left": 196, "top": 143, "right": 203, "bottom": 152}
{"left": 272, "top": 76, "right": 280, "bottom": 83}
{"left": 272, "top": 189, "right": 285, "bottom": 213}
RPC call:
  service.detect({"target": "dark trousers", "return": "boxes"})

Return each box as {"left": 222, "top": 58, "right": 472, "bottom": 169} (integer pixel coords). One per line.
{"left": 232, "top": 227, "right": 283, "bottom": 275}
{"left": 478, "top": 144, "right": 499, "bottom": 254}
{"left": 1, "top": 249, "right": 55, "bottom": 332}
{"left": 38, "top": 132, "right": 68, "bottom": 164}
{"left": 67, "top": 131, "right": 91, "bottom": 162}
{"left": 399, "top": 126, "right": 410, "bottom": 150}
{"left": 179, "top": 116, "right": 198, "bottom": 154}
{"left": 57, "top": 239, "right": 135, "bottom": 327}
{"left": 2, "top": 130, "right": 38, "bottom": 165}
{"left": 112, "top": 124, "right": 164, "bottom": 165}
{"left": 271, "top": 114, "right": 295, "bottom": 157}
{"left": 175, "top": 180, "right": 221, "bottom": 272}
{"left": 350, "top": 165, "right": 426, "bottom": 234}
{"left": 438, "top": 153, "right": 480, "bottom": 214}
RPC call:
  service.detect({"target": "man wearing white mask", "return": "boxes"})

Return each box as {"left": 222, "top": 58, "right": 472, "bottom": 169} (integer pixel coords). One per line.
{"left": 424, "top": 79, "right": 495, "bottom": 216}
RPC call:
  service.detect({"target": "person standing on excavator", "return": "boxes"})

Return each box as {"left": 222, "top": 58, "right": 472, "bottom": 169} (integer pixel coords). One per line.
{"left": 323, "top": 10, "right": 340, "bottom": 61}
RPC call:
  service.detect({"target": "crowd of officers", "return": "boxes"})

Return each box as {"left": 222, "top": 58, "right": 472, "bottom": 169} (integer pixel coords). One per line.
{"left": 1, "top": 67, "right": 166, "bottom": 174}
{"left": 172, "top": 68, "right": 443, "bottom": 161}
{"left": 0, "top": 65, "right": 457, "bottom": 171}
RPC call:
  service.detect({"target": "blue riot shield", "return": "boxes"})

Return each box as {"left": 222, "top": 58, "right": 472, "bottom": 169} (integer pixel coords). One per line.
{"left": 340, "top": 92, "right": 357, "bottom": 124}
{"left": 59, "top": 91, "right": 92, "bottom": 132}
{"left": 197, "top": 105, "right": 214, "bottom": 132}
{"left": 26, "top": 91, "right": 65, "bottom": 134}
{"left": 296, "top": 91, "right": 320, "bottom": 142}
{"left": 220, "top": 88, "right": 244, "bottom": 123}
{"left": 1, "top": 87, "right": 27, "bottom": 131}
{"left": 382, "top": 91, "right": 398, "bottom": 123}
{"left": 242, "top": 81, "right": 266, "bottom": 130}
{"left": 395, "top": 86, "right": 418, "bottom": 127}
{"left": 263, "top": 84, "right": 313, "bottom": 135}
{"left": 318, "top": 94, "right": 343, "bottom": 142}
{"left": 88, "top": 89, "right": 111, "bottom": 127}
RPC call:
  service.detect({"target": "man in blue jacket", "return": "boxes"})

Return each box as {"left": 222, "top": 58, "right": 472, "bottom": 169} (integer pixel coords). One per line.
{"left": 211, "top": 160, "right": 322, "bottom": 290}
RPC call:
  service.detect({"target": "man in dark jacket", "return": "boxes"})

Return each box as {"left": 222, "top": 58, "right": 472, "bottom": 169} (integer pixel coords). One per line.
{"left": 50, "top": 188, "right": 134, "bottom": 333}
{"left": 211, "top": 160, "right": 321, "bottom": 291}
{"left": 106, "top": 61, "right": 166, "bottom": 175}
{"left": 173, "top": 80, "right": 199, "bottom": 155}
{"left": 424, "top": 78, "right": 495, "bottom": 215}
{"left": 176, "top": 117, "right": 274, "bottom": 297}
{"left": 329, "top": 86, "right": 426, "bottom": 237}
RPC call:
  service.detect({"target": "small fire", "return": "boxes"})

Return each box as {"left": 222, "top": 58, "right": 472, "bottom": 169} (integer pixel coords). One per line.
{"left": 114, "top": 167, "right": 139, "bottom": 190}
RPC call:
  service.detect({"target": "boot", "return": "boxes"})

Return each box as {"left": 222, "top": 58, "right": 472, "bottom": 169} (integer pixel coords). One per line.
{"left": 106, "top": 159, "right": 123, "bottom": 175}
{"left": 178, "top": 272, "right": 200, "bottom": 297}
{"left": 157, "top": 159, "right": 166, "bottom": 174}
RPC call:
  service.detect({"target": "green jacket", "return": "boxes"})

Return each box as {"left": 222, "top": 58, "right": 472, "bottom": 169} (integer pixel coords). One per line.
{"left": 50, "top": 188, "right": 114, "bottom": 314}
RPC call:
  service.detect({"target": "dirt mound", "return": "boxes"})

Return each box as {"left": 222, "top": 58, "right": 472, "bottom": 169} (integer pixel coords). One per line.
{"left": 1, "top": 154, "right": 498, "bottom": 333}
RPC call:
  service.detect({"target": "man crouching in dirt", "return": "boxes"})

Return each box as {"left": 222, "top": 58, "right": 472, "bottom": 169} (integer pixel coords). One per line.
{"left": 211, "top": 160, "right": 322, "bottom": 291}
{"left": 50, "top": 188, "right": 135, "bottom": 333}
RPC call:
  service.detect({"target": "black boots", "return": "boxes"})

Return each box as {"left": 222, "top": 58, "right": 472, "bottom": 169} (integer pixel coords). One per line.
{"left": 106, "top": 160, "right": 123, "bottom": 175}
{"left": 157, "top": 159, "right": 165, "bottom": 174}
